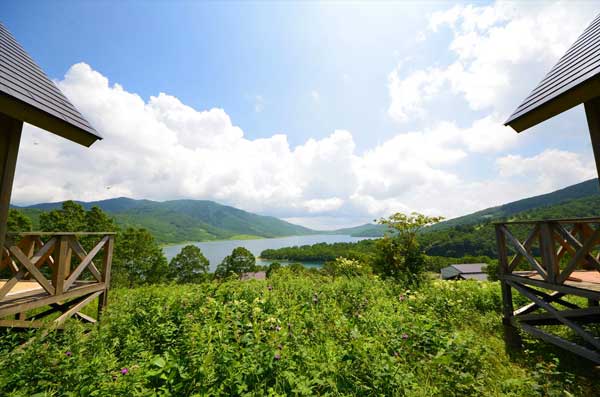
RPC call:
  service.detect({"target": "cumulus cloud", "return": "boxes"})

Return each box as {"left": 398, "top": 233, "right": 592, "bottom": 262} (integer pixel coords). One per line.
{"left": 10, "top": 62, "right": 535, "bottom": 229}
{"left": 12, "top": 1, "right": 599, "bottom": 230}
{"left": 389, "top": 1, "right": 598, "bottom": 120}
{"left": 496, "top": 149, "right": 596, "bottom": 193}
{"left": 378, "top": 1, "right": 598, "bottom": 224}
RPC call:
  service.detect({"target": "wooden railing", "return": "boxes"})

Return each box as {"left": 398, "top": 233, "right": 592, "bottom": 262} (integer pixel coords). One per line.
{"left": 495, "top": 218, "right": 600, "bottom": 364}
{"left": 0, "top": 232, "right": 115, "bottom": 328}
{"left": 495, "top": 217, "right": 600, "bottom": 285}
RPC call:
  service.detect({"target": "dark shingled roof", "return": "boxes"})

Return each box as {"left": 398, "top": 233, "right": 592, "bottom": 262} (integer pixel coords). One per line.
{"left": 0, "top": 22, "right": 101, "bottom": 147}
{"left": 505, "top": 13, "right": 600, "bottom": 132}
{"left": 451, "top": 264, "right": 487, "bottom": 274}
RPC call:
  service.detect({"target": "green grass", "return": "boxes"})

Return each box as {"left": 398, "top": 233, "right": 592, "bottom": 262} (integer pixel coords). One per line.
{"left": 0, "top": 271, "right": 598, "bottom": 396}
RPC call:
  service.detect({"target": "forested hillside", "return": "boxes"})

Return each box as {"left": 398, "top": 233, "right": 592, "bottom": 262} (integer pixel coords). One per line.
{"left": 422, "top": 193, "right": 600, "bottom": 257}
{"left": 13, "top": 198, "right": 315, "bottom": 244}
{"left": 262, "top": 185, "right": 600, "bottom": 261}
{"left": 429, "top": 178, "right": 599, "bottom": 232}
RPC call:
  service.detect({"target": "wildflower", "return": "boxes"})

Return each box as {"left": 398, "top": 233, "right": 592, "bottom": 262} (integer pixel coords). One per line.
{"left": 278, "top": 344, "right": 283, "bottom": 350}
{"left": 287, "top": 322, "right": 292, "bottom": 329}
{"left": 268, "top": 285, "right": 273, "bottom": 291}
{"left": 275, "top": 325, "right": 281, "bottom": 332}
{"left": 393, "top": 351, "right": 399, "bottom": 357}
{"left": 399, "top": 295, "right": 406, "bottom": 301}
{"left": 121, "top": 368, "right": 129, "bottom": 375}
{"left": 65, "top": 351, "right": 72, "bottom": 357}
{"left": 274, "top": 354, "right": 281, "bottom": 361}
{"left": 401, "top": 333, "right": 409, "bottom": 340}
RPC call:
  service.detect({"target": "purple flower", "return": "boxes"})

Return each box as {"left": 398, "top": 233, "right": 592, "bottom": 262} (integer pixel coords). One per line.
{"left": 399, "top": 295, "right": 406, "bottom": 301}
{"left": 121, "top": 368, "right": 129, "bottom": 375}
{"left": 401, "top": 333, "right": 409, "bottom": 340}
{"left": 65, "top": 351, "right": 72, "bottom": 357}
{"left": 274, "top": 354, "right": 281, "bottom": 361}
{"left": 268, "top": 285, "right": 273, "bottom": 291}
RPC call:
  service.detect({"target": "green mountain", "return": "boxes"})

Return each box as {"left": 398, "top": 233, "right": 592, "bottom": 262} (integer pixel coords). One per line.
{"left": 429, "top": 178, "right": 600, "bottom": 232}
{"left": 14, "top": 198, "right": 315, "bottom": 244}
{"left": 421, "top": 179, "right": 600, "bottom": 258}
{"left": 328, "top": 223, "right": 387, "bottom": 237}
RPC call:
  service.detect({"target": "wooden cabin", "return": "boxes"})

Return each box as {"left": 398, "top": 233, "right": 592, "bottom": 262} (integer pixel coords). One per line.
{"left": 440, "top": 264, "right": 488, "bottom": 281}
{"left": 0, "top": 23, "right": 114, "bottom": 328}
{"left": 499, "top": 14, "right": 600, "bottom": 363}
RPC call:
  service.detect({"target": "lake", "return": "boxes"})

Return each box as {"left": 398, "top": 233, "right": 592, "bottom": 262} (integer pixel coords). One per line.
{"left": 163, "top": 234, "right": 369, "bottom": 271}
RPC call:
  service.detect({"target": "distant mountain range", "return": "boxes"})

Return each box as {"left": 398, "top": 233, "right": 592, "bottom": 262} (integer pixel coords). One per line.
{"left": 420, "top": 178, "right": 600, "bottom": 258}
{"left": 12, "top": 178, "right": 600, "bottom": 245}
{"left": 14, "top": 198, "right": 315, "bottom": 244}
{"left": 428, "top": 178, "right": 600, "bottom": 232}
{"left": 321, "top": 178, "right": 600, "bottom": 239}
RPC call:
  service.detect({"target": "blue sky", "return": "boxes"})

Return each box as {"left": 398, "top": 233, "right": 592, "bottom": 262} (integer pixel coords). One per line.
{"left": 4, "top": 1, "right": 600, "bottom": 229}
{"left": 5, "top": 1, "right": 443, "bottom": 148}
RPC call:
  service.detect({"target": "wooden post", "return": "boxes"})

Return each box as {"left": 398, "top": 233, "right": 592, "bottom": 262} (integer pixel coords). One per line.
{"left": 0, "top": 113, "right": 23, "bottom": 264}
{"left": 584, "top": 97, "right": 600, "bottom": 183}
{"left": 53, "top": 236, "right": 70, "bottom": 295}
{"left": 495, "top": 224, "right": 521, "bottom": 349}
{"left": 97, "top": 235, "right": 114, "bottom": 320}
{"left": 539, "top": 222, "right": 558, "bottom": 284}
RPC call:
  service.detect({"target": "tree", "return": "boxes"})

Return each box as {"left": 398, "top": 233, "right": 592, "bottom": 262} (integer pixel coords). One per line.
{"left": 215, "top": 247, "right": 256, "bottom": 278}
{"left": 7, "top": 209, "right": 32, "bottom": 232}
{"left": 266, "top": 261, "right": 281, "bottom": 278}
{"left": 169, "top": 245, "right": 209, "bottom": 283}
{"left": 39, "top": 201, "right": 87, "bottom": 232}
{"left": 372, "top": 212, "right": 443, "bottom": 284}
{"left": 323, "top": 257, "right": 369, "bottom": 278}
{"left": 85, "top": 206, "right": 118, "bottom": 232}
{"left": 112, "top": 227, "right": 169, "bottom": 287}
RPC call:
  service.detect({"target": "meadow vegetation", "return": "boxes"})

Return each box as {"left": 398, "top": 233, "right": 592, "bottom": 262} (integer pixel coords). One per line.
{"left": 2, "top": 206, "right": 599, "bottom": 395}
{"left": 1, "top": 270, "right": 598, "bottom": 396}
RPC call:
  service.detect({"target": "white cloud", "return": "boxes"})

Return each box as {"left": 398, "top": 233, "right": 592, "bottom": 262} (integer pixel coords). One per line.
{"left": 13, "top": 62, "right": 540, "bottom": 229}
{"left": 496, "top": 149, "right": 596, "bottom": 193}
{"left": 387, "top": 66, "right": 447, "bottom": 122}
{"left": 388, "top": 1, "right": 599, "bottom": 121}
{"left": 13, "top": 2, "right": 600, "bottom": 231}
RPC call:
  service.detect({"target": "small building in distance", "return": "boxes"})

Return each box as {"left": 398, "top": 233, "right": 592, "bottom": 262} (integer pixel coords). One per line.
{"left": 441, "top": 264, "right": 488, "bottom": 281}
{"left": 240, "top": 271, "right": 267, "bottom": 281}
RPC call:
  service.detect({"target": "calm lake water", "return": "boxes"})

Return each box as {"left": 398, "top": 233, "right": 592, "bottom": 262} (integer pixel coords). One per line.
{"left": 163, "top": 234, "right": 369, "bottom": 272}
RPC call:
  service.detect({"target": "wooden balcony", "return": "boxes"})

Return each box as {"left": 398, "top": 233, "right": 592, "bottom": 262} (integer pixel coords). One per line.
{"left": 0, "top": 232, "right": 115, "bottom": 328}
{"left": 495, "top": 218, "right": 600, "bottom": 363}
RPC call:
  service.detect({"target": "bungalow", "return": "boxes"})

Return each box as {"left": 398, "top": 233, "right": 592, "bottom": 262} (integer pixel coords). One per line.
{"left": 441, "top": 264, "right": 488, "bottom": 281}
{"left": 240, "top": 271, "right": 267, "bottom": 281}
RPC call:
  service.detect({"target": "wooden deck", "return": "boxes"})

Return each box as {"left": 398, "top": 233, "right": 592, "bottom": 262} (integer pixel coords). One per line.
{"left": 0, "top": 280, "right": 43, "bottom": 296}
{"left": 0, "top": 232, "right": 114, "bottom": 328}
{"left": 512, "top": 270, "right": 600, "bottom": 294}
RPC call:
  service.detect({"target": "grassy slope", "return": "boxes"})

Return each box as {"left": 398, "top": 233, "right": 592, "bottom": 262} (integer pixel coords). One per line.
{"left": 0, "top": 272, "right": 597, "bottom": 395}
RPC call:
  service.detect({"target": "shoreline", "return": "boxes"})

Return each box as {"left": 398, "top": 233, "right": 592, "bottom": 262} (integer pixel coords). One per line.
{"left": 159, "top": 232, "right": 350, "bottom": 248}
